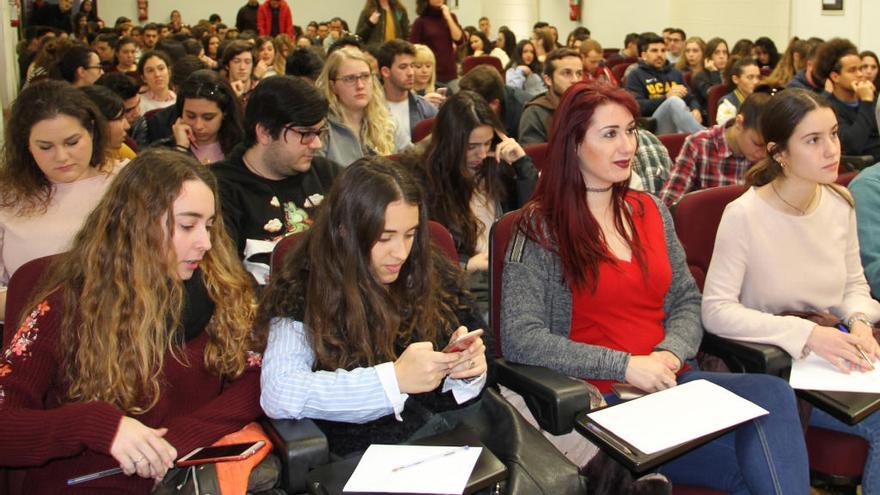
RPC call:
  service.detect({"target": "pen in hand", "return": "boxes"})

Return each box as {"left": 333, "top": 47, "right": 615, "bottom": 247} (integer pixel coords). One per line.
{"left": 836, "top": 323, "right": 876, "bottom": 371}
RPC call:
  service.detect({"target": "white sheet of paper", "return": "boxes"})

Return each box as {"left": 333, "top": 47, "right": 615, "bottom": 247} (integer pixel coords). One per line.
{"left": 586, "top": 379, "right": 769, "bottom": 455}
{"left": 343, "top": 444, "right": 482, "bottom": 494}
{"left": 789, "top": 353, "right": 880, "bottom": 393}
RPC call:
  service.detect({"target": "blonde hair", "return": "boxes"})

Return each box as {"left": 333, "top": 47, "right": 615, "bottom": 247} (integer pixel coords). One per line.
{"left": 317, "top": 47, "right": 396, "bottom": 156}
{"left": 676, "top": 37, "right": 706, "bottom": 72}
{"left": 29, "top": 149, "right": 258, "bottom": 414}
{"left": 273, "top": 34, "right": 293, "bottom": 74}
{"left": 413, "top": 43, "right": 437, "bottom": 93}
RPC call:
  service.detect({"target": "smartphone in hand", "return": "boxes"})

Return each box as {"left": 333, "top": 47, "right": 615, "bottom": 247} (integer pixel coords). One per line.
{"left": 442, "top": 329, "right": 484, "bottom": 353}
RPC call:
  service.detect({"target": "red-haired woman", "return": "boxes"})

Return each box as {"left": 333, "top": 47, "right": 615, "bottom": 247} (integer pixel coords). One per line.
{"left": 500, "top": 81, "right": 809, "bottom": 493}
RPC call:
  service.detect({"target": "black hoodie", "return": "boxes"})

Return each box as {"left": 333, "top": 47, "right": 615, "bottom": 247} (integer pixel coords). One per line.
{"left": 625, "top": 60, "right": 699, "bottom": 116}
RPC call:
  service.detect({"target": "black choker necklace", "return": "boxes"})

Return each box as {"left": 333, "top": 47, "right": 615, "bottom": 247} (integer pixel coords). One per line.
{"left": 586, "top": 184, "right": 614, "bottom": 193}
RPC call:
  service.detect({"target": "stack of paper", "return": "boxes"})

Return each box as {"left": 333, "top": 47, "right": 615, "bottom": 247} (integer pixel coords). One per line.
{"left": 789, "top": 353, "right": 880, "bottom": 393}
{"left": 587, "top": 379, "right": 769, "bottom": 454}
{"left": 343, "top": 444, "right": 482, "bottom": 494}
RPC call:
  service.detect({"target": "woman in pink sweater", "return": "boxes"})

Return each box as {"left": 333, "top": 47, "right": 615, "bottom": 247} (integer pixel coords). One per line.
{"left": 0, "top": 81, "right": 122, "bottom": 321}
{"left": 0, "top": 149, "right": 263, "bottom": 493}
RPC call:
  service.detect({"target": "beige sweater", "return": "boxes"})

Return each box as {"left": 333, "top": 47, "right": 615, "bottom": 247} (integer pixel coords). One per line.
{"left": 702, "top": 186, "right": 880, "bottom": 358}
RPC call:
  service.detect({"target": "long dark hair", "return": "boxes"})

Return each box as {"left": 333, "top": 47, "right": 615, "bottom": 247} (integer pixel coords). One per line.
{"left": 508, "top": 39, "right": 541, "bottom": 73}
{"left": 754, "top": 37, "right": 780, "bottom": 69}
{"left": 0, "top": 81, "right": 109, "bottom": 216}
{"left": 418, "top": 91, "right": 506, "bottom": 256}
{"left": 175, "top": 69, "right": 244, "bottom": 155}
{"left": 468, "top": 31, "right": 491, "bottom": 56}
{"left": 257, "top": 156, "right": 464, "bottom": 370}
{"left": 497, "top": 27, "right": 517, "bottom": 57}
{"left": 519, "top": 82, "right": 645, "bottom": 291}
{"left": 746, "top": 88, "right": 835, "bottom": 187}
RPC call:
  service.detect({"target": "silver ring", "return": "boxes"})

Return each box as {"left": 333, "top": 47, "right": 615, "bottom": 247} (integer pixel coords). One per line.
{"left": 133, "top": 456, "right": 145, "bottom": 464}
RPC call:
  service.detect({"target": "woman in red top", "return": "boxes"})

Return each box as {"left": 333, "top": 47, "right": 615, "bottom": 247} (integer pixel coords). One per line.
{"left": 500, "top": 82, "right": 809, "bottom": 493}
{"left": 0, "top": 149, "right": 263, "bottom": 493}
{"left": 410, "top": 0, "right": 464, "bottom": 84}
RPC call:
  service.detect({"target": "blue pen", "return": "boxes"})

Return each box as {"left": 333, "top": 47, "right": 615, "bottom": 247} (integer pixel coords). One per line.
{"left": 836, "top": 323, "right": 875, "bottom": 371}
{"left": 67, "top": 467, "right": 124, "bottom": 485}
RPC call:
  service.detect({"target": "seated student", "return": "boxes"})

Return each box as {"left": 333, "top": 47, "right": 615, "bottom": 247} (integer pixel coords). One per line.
{"left": 53, "top": 44, "right": 104, "bottom": 87}
{"left": 626, "top": 32, "right": 704, "bottom": 134}
{"left": 850, "top": 164, "right": 880, "bottom": 296}
{"left": 213, "top": 76, "right": 340, "bottom": 285}
{"left": 505, "top": 39, "right": 546, "bottom": 97}
{"left": 286, "top": 47, "right": 324, "bottom": 85}
{"left": 0, "top": 81, "right": 122, "bottom": 320}
{"left": 579, "top": 39, "right": 616, "bottom": 86}
{"left": 97, "top": 72, "right": 142, "bottom": 132}
{"left": 111, "top": 36, "right": 138, "bottom": 76}
{"left": 377, "top": 39, "right": 437, "bottom": 142}
{"left": 253, "top": 36, "right": 280, "bottom": 79}
{"left": 164, "top": 69, "right": 244, "bottom": 164}
{"left": 80, "top": 85, "right": 135, "bottom": 162}
{"left": 702, "top": 88, "right": 880, "bottom": 494}
{"left": 519, "top": 48, "right": 582, "bottom": 144}
{"left": 317, "top": 46, "right": 409, "bottom": 167}
{"left": 458, "top": 64, "right": 529, "bottom": 140}
{"left": 501, "top": 81, "right": 809, "bottom": 493}
{"left": 691, "top": 37, "right": 728, "bottom": 113}
{"left": 660, "top": 92, "right": 770, "bottom": 206}
{"left": 676, "top": 37, "right": 706, "bottom": 75}
{"left": 788, "top": 37, "right": 825, "bottom": 93}
{"left": 412, "top": 43, "right": 445, "bottom": 106}
{"left": 259, "top": 156, "right": 488, "bottom": 456}
{"left": 0, "top": 149, "right": 263, "bottom": 493}
{"left": 137, "top": 50, "right": 176, "bottom": 114}
{"left": 135, "top": 55, "right": 208, "bottom": 149}
{"left": 716, "top": 57, "right": 761, "bottom": 125}
{"left": 813, "top": 38, "right": 880, "bottom": 164}
{"left": 405, "top": 91, "right": 535, "bottom": 313}
{"left": 222, "top": 40, "right": 258, "bottom": 99}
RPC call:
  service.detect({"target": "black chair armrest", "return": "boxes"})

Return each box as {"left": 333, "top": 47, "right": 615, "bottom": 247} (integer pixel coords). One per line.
{"left": 841, "top": 155, "right": 875, "bottom": 171}
{"left": 261, "top": 417, "right": 329, "bottom": 494}
{"left": 701, "top": 333, "right": 791, "bottom": 376}
{"left": 494, "top": 358, "right": 590, "bottom": 436}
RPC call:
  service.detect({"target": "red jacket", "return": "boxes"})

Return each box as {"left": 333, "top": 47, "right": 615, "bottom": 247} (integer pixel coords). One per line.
{"left": 256, "top": 0, "right": 293, "bottom": 38}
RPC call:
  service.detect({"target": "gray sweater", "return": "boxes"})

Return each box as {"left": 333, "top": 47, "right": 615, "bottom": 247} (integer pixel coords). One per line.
{"left": 500, "top": 193, "right": 703, "bottom": 382}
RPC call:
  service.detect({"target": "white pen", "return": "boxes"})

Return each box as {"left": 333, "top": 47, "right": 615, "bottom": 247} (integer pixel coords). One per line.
{"left": 390, "top": 445, "right": 470, "bottom": 472}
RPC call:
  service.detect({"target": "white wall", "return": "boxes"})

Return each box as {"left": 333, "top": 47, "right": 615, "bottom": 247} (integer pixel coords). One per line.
{"left": 671, "top": 0, "right": 789, "bottom": 51}
{"left": 790, "top": 0, "right": 879, "bottom": 52}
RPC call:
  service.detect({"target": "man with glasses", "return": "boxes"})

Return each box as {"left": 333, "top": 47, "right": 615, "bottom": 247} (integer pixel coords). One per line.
{"left": 213, "top": 76, "right": 341, "bottom": 285}
{"left": 664, "top": 28, "right": 686, "bottom": 65}
{"left": 97, "top": 72, "right": 143, "bottom": 152}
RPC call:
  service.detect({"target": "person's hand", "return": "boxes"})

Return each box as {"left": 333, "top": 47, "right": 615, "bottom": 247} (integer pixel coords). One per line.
{"left": 849, "top": 320, "right": 880, "bottom": 362}
{"left": 253, "top": 59, "right": 269, "bottom": 79}
{"left": 369, "top": 10, "right": 381, "bottom": 24}
{"left": 650, "top": 350, "right": 682, "bottom": 372}
{"left": 110, "top": 417, "right": 177, "bottom": 480}
{"left": 493, "top": 134, "right": 526, "bottom": 164}
{"left": 704, "top": 59, "right": 717, "bottom": 71}
{"left": 230, "top": 79, "right": 246, "bottom": 97}
{"left": 423, "top": 91, "right": 446, "bottom": 107}
{"left": 667, "top": 84, "right": 688, "bottom": 98}
{"left": 394, "top": 342, "right": 460, "bottom": 394}
{"left": 440, "top": 3, "right": 452, "bottom": 18}
{"left": 172, "top": 118, "right": 193, "bottom": 149}
{"left": 807, "top": 325, "right": 873, "bottom": 372}
{"left": 853, "top": 80, "right": 876, "bottom": 102}
{"left": 691, "top": 108, "right": 703, "bottom": 124}
{"left": 465, "top": 251, "right": 489, "bottom": 272}
{"left": 448, "top": 326, "right": 488, "bottom": 380}
{"left": 624, "top": 355, "right": 677, "bottom": 392}
{"left": 198, "top": 53, "right": 217, "bottom": 69}
{"left": 519, "top": 65, "right": 532, "bottom": 76}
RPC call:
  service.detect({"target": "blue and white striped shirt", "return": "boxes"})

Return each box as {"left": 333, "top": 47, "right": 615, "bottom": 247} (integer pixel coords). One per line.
{"left": 260, "top": 318, "right": 486, "bottom": 424}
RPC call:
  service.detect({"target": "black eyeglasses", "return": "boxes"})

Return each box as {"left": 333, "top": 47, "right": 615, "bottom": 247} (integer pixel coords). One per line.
{"left": 283, "top": 124, "right": 329, "bottom": 145}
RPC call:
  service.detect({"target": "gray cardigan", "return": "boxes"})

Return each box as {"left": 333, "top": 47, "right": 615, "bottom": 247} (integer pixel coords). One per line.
{"left": 500, "top": 193, "right": 703, "bottom": 382}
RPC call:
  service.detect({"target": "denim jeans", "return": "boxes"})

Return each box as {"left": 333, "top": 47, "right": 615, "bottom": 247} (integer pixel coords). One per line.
{"left": 809, "top": 405, "right": 880, "bottom": 494}
{"left": 606, "top": 371, "right": 809, "bottom": 494}
{"left": 651, "top": 95, "right": 706, "bottom": 134}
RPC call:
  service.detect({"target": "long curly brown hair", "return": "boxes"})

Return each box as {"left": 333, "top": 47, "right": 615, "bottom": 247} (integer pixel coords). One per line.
{"left": 257, "top": 156, "right": 465, "bottom": 370}
{"left": 27, "top": 149, "right": 258, "bottom": 414}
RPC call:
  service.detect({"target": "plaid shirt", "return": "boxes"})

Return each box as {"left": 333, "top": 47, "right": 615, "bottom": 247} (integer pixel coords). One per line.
{"left": 633, "top": 130, "right": 671, "bottom": 195}
{"left": 659, "top": 124, "right": 753, "bottom": 206}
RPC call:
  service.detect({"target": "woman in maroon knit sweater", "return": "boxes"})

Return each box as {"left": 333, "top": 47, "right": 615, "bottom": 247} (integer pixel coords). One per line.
{"left": 0, "top": 149, "right": 264, "bottom": 494}
{"left": 410, "top": 0, "right": 464, "bottom": 83}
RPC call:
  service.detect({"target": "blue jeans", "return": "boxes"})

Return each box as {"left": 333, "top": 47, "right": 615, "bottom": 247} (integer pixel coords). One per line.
{"left": 651, "top": 96, "right": 706, "bottom": 134}
{"left": 809, "top": 405, "right": 880, "bottom": 494}
{"left": 607, "top": 371, "right": 809, "bottom": 494}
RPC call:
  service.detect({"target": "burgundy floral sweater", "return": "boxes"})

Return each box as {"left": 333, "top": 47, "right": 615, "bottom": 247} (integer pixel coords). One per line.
{"left": 0, "top": 292, "right": 263, "bottom": 494}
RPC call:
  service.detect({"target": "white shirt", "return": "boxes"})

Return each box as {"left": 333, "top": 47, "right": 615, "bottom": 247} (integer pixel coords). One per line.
{"left": 387, "top": 98, "right": 411, "bottom": 143}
